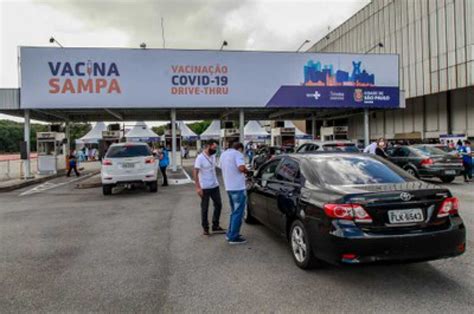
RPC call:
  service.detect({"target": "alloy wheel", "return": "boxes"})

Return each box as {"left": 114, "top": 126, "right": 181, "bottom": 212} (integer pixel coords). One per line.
{"left": 291, "top": 225, "right": 307, "bottom": 263}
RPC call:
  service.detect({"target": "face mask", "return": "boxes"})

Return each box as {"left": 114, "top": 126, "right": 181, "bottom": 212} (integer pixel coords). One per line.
{"left": 209, "top": 148, "right": 217, "bottom": 155}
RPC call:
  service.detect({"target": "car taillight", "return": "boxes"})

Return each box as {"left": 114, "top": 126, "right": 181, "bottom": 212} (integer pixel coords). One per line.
{"left": 437, "top": 197, "right": 459, "bottom": 218}
{"left": 420, "top": 158, "right": 434, "bottom": 166}
{"left": 145, "top": 157, "right": 155, "bottom": 164}
{"left": 102, "top": 159, "right": 112, "bottom": 166}
{"left": 323, "top": 204, "right": 373, "bottom": 223}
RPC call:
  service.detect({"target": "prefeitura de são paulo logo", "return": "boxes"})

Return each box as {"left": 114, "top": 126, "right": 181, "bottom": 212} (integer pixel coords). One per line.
{"left": 353, "top": 88, "right": 364, "bottom": 102}
{"left": 48, "top": 59, "right": 122, "bottom": 94}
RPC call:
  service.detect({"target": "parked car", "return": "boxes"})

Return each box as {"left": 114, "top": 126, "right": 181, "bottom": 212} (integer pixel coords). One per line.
{"left": 246, "top": 152, "right": 466, "bottom": 269}
{"left": 386, "top": 145, "right": 463, "bottom": 183}
{"left": 296, "top": 141, "right": 359, "bottom": 153}
{"left": 252, "top": 145, "right": 293, "bottom": 170}
{"left": 101, "top": 143, "right": 158, "bottom": 195}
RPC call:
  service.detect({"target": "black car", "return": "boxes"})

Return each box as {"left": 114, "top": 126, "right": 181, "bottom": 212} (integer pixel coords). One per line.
{"left": 252, "top": 146, "right": 293, "bottom": 170}
{"left": 386, "top": 145, "right": 463, "bottom": 183}
{"left": 246, "top": 153, "right": 466, "bottom": 269}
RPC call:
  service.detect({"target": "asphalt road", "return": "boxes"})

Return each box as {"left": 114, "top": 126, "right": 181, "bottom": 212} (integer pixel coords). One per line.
{"left": 0, "top": 172, "right": 473, "bottom": 313}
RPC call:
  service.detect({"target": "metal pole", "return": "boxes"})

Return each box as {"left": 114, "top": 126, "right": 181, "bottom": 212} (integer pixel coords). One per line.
{"left": 364, "top": 108, "right": 370, "bottom": 146}
{"left": 239, "top": 109, "right": 244, "bottom": 143}
{"left": 65, "top": 121, "right": 70, "bottom": 156}
{"left": 171, "top": 109, "right": 177, "bottom": 172}
{"left": 311, "top": 114, "right": 316, "bottom": 139}
{"left": 24, "top": 109, "right": 31, "bottom": 179}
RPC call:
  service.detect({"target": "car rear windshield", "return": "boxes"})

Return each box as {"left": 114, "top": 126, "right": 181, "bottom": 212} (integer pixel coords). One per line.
{"left": 322, "top": 144, "right": 359, "bottom": 152}
{"left": 310, "top": 156, "right": 407, "bottom": 185}
{"left": 412, "top": 146, "right": 447, "bottom": 156}
{"left": 106, "top": 145, "right": 152, "bottom": 158}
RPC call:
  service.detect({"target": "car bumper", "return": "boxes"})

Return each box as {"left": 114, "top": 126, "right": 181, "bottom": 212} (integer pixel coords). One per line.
{"left": 418, "top": 167, "right": 463, "bottom": 177}
{"left": 310, "top": 217, "right": 466, "bottom": 265}
{"left": 101, "top": 171, "right": 157, "bottom": 185}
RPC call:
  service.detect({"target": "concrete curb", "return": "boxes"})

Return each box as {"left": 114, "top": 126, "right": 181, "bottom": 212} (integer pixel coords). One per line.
{"left": 0, "top": 170, "right": 66, "bottom": 193}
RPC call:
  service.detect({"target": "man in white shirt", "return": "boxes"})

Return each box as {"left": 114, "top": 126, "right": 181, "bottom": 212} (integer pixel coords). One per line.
{"left": 219, "top": 142, "right": 249, "bottom": 245}
{"left": 193, "top": 139, "right": 225, "bottom": 236}
{"left": 363, "top": 141, "right": 377, "bottom": 154}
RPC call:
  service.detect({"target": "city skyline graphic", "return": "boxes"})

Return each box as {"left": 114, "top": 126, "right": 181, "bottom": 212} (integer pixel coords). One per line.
{"left": 303, "top": 60, "right": 375, "bottom": 87}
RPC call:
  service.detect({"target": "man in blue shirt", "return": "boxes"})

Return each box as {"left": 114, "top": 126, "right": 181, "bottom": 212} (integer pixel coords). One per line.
{"left": 460, "top": 140, "right": 472, "bottom": 182}
{"left": 159, "top": 145, "right": 169, "bottom": 186}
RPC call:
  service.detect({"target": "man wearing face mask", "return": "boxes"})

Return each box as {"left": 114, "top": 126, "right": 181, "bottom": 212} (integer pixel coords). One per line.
{"left": 193, "top": 139, "right": 226, "bottom": 236}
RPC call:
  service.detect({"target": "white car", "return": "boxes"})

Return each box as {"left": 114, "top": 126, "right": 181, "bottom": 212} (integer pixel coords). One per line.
{"left": 101, "top": 143, "right": 158, "bottom": 195}
{"left": 296, "top": 141, "right": 359, "bottom": 153}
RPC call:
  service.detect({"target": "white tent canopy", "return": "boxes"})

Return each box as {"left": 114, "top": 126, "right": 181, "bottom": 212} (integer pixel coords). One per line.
{"left": 200, "top": 120, "right": 221, "bottom": 140}
{"left": 77, "top": 121, "right": 107, "bottom": 144}
{"left": 125, "top": 121, "right": 160, "bottom": 142}
{"left": 284, "top": 121, "right": 312, "bottom": 139}
{"left": 179, "top": 121, "right": 199, "bottom": 140}
{"left": 244, "top": 120, "right": 270, "bottom": 140}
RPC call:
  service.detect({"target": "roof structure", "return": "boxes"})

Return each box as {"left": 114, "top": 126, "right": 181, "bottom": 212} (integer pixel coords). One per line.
{"left": 125, "top": 121, "right": 160, "bottom": 142}
{"left": 200, "top": 120, "right": 221, "bottom": 140}
{"left": 284, "top": 120, "right": 312, "bottom": 139}
{"left": 77, "top": 122, "right": 107, "bottom": 144}
{"left": 244, "top": 120, "right": 270, "bottom": 140}
{"left": 179, "top": 121, "right": 199, "bottom": 140}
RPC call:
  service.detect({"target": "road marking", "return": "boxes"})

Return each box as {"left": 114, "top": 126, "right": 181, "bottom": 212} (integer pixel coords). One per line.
{"left": 19, "top": 173, "right": 95, "bottom": 196}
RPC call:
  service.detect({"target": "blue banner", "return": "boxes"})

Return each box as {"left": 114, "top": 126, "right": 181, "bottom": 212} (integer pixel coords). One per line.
{"left": 266, "top": 86, "right": 399, "bottom": 108}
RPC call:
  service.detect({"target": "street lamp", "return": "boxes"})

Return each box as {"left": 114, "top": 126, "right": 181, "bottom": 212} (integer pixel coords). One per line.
{"left": 220, "top": 40, "right": 228, "bottom": 50}
{"left": 296, "top": 39, "right": 310, "bottom": 52}
{"left": 365, "top": 42, "right": 384, "bottom": 54}
{"left": 49, "top": 36, "right": 64, "bottom": 48}
{"left": 140, "top": 42, "right": 147, "bottom": 49}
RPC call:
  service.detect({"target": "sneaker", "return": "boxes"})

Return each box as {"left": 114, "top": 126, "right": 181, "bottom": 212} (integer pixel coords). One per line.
{"left": 225, "top": 234, "right": 241, "bottom": 241}
{"left": 228, "top": 237, "right": 247, "bottom": 245}
{"left": 203, "top": 229, "right": 210, "bottom": 236}
{"left": 212, "top": 226, "right": 226, "bottom": 234}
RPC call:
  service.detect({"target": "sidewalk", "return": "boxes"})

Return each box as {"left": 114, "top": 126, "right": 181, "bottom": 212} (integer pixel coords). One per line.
{"left": 0, "top": 161, "right": 101, "bottom": 192}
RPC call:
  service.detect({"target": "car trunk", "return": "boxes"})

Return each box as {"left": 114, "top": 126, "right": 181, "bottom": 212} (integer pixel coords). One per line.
{"left": 430, "top": 154, "right": 463, "bottom": 168}
{"left": 110, "top": 157, "right": 146, "bottom": 171}
{"left": 332, "top": 183, "right": 452, "bottom": 234}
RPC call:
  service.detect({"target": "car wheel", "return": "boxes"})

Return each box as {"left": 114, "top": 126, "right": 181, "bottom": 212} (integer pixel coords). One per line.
{"left": 289, "top": 220, "right": 320, "bottom": 269}
{"left": 102, "top": 185, "right": 112, "bottom": 196}
{"left": 244, "top": 200, "right": 258, "bottom": 224}
{"left": 440, "top": 176, "right": 455, "bottom": 183}
{"left": 148, "top": 181, "right": 158, "bottom": 193}
{"left": 404, "top": 167, "right": 418, "bottom": 178}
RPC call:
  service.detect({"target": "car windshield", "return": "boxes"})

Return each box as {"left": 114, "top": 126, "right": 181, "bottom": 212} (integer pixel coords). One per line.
{"left": 322, "top": 144, "right": 359, "bottom": 152}
{"left": 412, "top": 145, "right": 447, "bottom": 156}
{"left": 106, "top": 145, "right": 151, "bottom": 158}
{"left": 310, "top": 156, "right": 408, "bottom": 185}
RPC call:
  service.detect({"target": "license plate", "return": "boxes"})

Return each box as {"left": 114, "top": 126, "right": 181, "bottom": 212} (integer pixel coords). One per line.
{"left": 122, "top": 162, "right": 135, "bottom": 168}
{"left": 444, "top": 170, "right": 456, "bottom": 175}
{"left": 388, "top": 208, "right": 424, "bottom": 224}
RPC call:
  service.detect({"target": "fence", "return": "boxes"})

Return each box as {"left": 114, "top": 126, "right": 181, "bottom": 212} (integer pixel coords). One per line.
{"left": 0, "top": 158, "right": 38, "bottom": 181}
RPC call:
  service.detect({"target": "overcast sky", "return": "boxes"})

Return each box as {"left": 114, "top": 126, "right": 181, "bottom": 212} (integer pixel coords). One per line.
{"left": 0, "top": 0, "right": 369, "bottom": 122}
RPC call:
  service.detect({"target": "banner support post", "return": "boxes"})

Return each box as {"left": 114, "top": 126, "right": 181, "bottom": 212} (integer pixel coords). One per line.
{"left": 239, "top": 109, "right": 244, "bottom": 144}
{"left": 364, "top": 108, "right": 370, "bottom": 147}
{"left": 171, "top": 109, "right": 177, "bottom": 172}
{"left": 23, "top": 109, "right": 32, "bottom": 179}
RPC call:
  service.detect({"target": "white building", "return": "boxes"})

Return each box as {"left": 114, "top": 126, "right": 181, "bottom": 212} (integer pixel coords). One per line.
{"left": 308, "top": 0, "right": 474, "bottom": 141}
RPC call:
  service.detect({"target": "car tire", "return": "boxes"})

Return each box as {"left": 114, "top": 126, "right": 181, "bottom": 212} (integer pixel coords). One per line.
{"left": 440, "top": 176, "right": 455, "bottom": 183}
{"left": 244, "top": 200, "right": 259, "bottom": 224}
{"left": 289, "top": 220, "right": 320, "bottom": 270}
{"left": 102, "top": 184, "right": 113, "bottom": 196}
{"left": 404, "top": 166, "right": 418, "bottom": 178}
{"left": 148, "top": 181, "right": 158, "bottom": 193}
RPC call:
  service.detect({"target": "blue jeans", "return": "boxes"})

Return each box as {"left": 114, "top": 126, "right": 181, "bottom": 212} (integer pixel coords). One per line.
{"left": 226, "top": 190, "right": 247, "bottom": 241}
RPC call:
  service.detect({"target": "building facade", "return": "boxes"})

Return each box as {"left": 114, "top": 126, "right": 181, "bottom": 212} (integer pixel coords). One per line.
{"left": 309, "top": 0, "right": 474, "bottom": 140}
